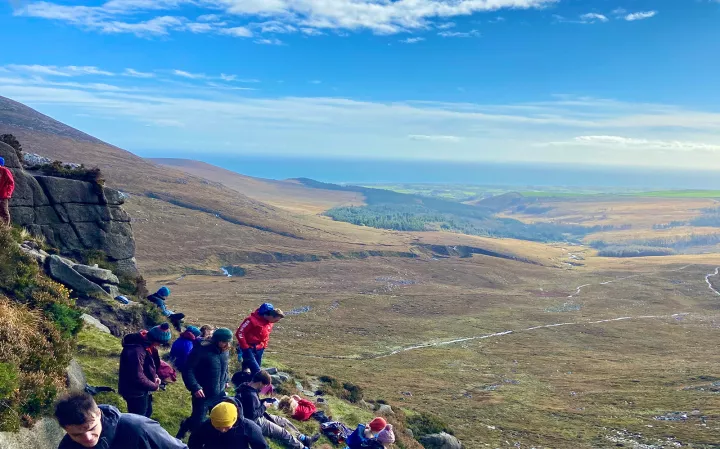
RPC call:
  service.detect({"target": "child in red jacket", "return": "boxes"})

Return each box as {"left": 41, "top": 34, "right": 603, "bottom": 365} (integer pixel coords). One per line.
{"left": 235, "top": 303, "right": 285, "bottom": 376}
{"left": 0, "top": 157, "right": 15, "bottom": 228}
{"left": 278, "top": 395, "right": 317, "bottom": 422}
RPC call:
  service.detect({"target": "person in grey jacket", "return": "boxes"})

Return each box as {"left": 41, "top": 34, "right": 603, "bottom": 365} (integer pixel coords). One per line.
{"left": 176, "top": 328, "right": 233, "bottom": 440}
{"left": 55, "top": 392, "right": 186, "bottom": 449}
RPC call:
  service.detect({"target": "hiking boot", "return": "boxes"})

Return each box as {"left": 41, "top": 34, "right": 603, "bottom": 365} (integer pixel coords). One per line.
{"left": 302, "top": 433, "right": 321, "bottom": 447}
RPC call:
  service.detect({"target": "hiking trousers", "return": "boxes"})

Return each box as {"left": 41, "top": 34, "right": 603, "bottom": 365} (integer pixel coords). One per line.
{"left": 242, "top": 347, "right": 265, "bottom": 375}
{"left": 124, "top": 393, "right": 153, "bottom": 418}
{"left": 256, "top": 415, "right": 305, "bottom": 449}
{"left": 0, "top": 199, "right": 9, "bottom": 227}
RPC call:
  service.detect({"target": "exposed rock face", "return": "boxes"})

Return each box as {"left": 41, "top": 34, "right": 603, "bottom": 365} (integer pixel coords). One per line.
{"left": 81, "top": 313, "right": 111, "bottom": 334}
{"left": 66, "top": 359, "right": 87, "bottom": 391}
{"left": 0, "top": 143, "right": 137, "bottom": 276}
{"left": 73, "top": 264, "right": 119, "bottom": 285}
{"left": 419, "top": 433, "right": 462, "bottom": 449}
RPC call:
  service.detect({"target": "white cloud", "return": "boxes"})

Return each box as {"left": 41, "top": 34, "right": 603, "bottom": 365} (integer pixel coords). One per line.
{"left": 300, "top": 27, "right": 324, "bottom": 36}
{"left": 219, "top": 26, "right": 253, "bottom": 37}
{"left": 255, "top": 38, "right": 284, "bottom": 45}
{"left": 173, "top": 69, "right": 205, "bottom": 79}
{"left": 220, "top": 73, "right": 236, "bottom": 82}
{"left": 185, "top": 22, "right": 215, "bottom": 33}
{"left": 436, "top": 22, "right": 456, "bottom": 30}
{"left": 255, "top": 21, "right": 296, "bottom": 33}
{"left": 4, "top": 64, "right": 114, "bottom": 76}
{"left": 123, "top": 68, "right": 155, "bottom": 78}
{"left": 612, "top": 8, "right": 626, "bottom": 15}
{"left": 579, "top": 13, "right": 608, "bottom": 23}
{"left": 409, "top": 134, "right": 462, "bottom": 142}
{"left": 400, "top": 37, "right": 425, "bottom": 44}
{"left": 438, "top": 29, "right": 480, "bottom": 38}
{"left": 489, "top": 16, "right": 505, "bottom": 23}
{"left": 197, "top": 14, "right": 221, "bottom": 22}
{"left": 625, "top": 11, "right": 657, "bottom": 21}
{"left": 15, "top": 0, "right": 558, "bottom": 37}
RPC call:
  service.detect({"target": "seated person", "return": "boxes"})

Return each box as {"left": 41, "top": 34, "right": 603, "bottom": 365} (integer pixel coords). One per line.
{"left": 278, "top": 395, "right": 317, "bottom": 422}
{"left": 188, "top": 399, "right": 267, "bottom": 449}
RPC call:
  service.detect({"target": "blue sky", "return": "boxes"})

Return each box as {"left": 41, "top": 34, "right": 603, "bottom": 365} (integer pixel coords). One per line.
{"left": 1, "top": 0, "right": 720, "bottom": 169}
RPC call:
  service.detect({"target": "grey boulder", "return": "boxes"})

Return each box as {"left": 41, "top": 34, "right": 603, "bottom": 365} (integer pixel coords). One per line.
{"left": 47, "top": 255, "right": 111, "bottom": 299}
{"left": 419, "top": 433, "right": 462, "bottom": 449}
{"left": 73, "top": 264, "right": 120, "bottom": 285}
{"left": 66, "top": 359, "right": 86, "bottom": 391}
{"left": 81, "top": 313, "right": 111, "bottom": 334}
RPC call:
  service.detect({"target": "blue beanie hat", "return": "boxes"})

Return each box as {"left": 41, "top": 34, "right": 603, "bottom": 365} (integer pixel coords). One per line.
{"left": 257, "top": 302, "right": 275, "bottom": 315}
{"left": 147, "top": 323, "right": 172, "bottom": 344}
{"left": 186, "top": 325, "right": 201, "bottom": 337}
{"left": 157, "top": 286, "right": 171, "bottom": 297}
{"left": 0, "top": 157, "right": 5, "bottom": 167}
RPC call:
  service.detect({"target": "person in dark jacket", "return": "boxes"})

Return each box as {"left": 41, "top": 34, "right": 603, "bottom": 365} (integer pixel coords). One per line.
{"left": 171, "top": 326, "right": 201, "bottom": 372}
{"left": 118, "top": 323, "right": 172, "bottom": 417}
{"left": 235, "top": 303, "right": 285, "bottom": 376}
{"left": 0, "top": 156, "right": 15, "bottom": 228}
{"left": 237, "top": 371, "right": 319, "bottom": 449}
{"left": 188, "top": 398, "right": 267, "bottom": 449}
{"left": 55, "top": 391, "right": 186, "bottom": 449}
{"left": 176, "top": 328, "right": 233, "bottom": 440}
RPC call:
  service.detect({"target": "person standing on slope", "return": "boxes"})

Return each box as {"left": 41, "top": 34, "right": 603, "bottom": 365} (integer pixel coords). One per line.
{"left": 118, "top": 323, "right": 172, "bottom": 418}
{"left": 176, "top": 328, "right": 233, "bottom": 440}
{"left": 187, "top": 399, "right": 267, "bottom": 449}
{"left": 171, "top": 325, "right": 202, "bottom": 372}
{"left": 55, "top": 392, "right": 187, "bottom": 449}
{"left": 235, "top": 303, "right": 285, "bottom": 376}
{"left": 0, "top": 157, "right": 15, "bottom": 228}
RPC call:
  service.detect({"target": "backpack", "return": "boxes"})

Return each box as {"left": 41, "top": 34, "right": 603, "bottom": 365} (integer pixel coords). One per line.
{"left": 320, "top": 421, "right": 354, "bottom": 446}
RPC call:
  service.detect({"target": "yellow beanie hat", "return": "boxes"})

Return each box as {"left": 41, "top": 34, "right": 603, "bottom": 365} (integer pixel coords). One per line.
{"left": 210, "top": 402, "right": 238, "bottom": 429}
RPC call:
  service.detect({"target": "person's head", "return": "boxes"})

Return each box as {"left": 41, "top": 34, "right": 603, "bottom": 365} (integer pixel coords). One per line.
{"left": 211, "top": 327, "right": 233, "bottom": 352}
{"left": 249, "top": 370, "right": 272, "bottom": 390}
{"left": 210, "top": 402, "right": 238, "bottom": 433}
{"left": 200, "top": 325, "right": 213, "bottom": 338}
{"left": 278, "top": 396, "right": 298, "bottom": 414}
{"left": 377, "top": 424, "right": 395, "bottom": 446}
{"left": 147, "top": 322, "right": 172, "bottom": 347}
{"left": 257, "top": 302, "right": 285, "bottom": 323}
{"left": 157, "top": 286, "right": 171, "bottom": 298}
{"left": 368, "top": 417, "right": 387, "bottom": 433}
{"left": 185, "top": 325, "right": 202, "bottom": 338}
{"left": 54, "top": 392, "right": 103, "bottom": 448}
{"left": 0, "top": 157, "right": 4, "bottom": 167}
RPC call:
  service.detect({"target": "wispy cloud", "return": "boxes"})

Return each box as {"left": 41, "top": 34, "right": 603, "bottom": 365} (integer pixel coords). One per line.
{"left": 624, "top": 11, "right": 657, "bottom": 21}
{"left": 438, "top": 29, "right": 480, "bottom": 38}
{"left": 123, "top": 68, "right": 155, "bottom": 78}
{"left": 172, "top": 69, "right": 204, "bottom": 79}
{"left": 5, "top": 64, "right": 114, "bottom": 76}
{"left": 14, "top": 0, "right": 558, "bottom": 37}
{"left": 400, "top": 37, "right": 425, "bottom": 44}
{"left": 436, "top": 22, "right": 456, "bottom": 30}
{"left": 255, "top": 38, "right": 284, "bottom": 45}
{"left": 579, "top": 13, "right": 609, "bottom": 23}
{"left": 3, "top": 69, "right": 720, "bottom": 168}
{"left": 544, "top": 135, "right": 720, "bottom": 153}
{"left": 219, "top": 26, "right": 253, "bottom": 37}
{"left": 409, "top": 134, "right": 463, "bottom": 142}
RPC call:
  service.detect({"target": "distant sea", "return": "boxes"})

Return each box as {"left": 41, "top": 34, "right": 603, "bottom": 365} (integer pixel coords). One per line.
{"left": 152, "top": 154, "right": 720, "bottom": 190}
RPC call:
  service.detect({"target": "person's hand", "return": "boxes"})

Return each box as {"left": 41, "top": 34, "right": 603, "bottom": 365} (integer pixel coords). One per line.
{"left": 155, "top": 377, "right": 161, "bottom": 385}
{"left": 194, "top": 389, "right": 206, "bottom": 399}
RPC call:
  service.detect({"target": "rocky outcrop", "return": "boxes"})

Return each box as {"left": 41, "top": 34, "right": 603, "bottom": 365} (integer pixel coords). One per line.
{"left": 1, "top": 142, "right": 137, "bottom": 276}
{"left": 419, "top": 433, "right": 462, "bottom": 449}
{"left": 47, "top": 255, "right": 112, "bottom": 300}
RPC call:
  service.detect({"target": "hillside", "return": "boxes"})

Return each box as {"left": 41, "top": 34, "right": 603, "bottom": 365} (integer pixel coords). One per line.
{"left": 151, "top": 158, "right": 365, "bottom": 214}
{"left": 0, "top": 96, "right": 418, "bottom": 273}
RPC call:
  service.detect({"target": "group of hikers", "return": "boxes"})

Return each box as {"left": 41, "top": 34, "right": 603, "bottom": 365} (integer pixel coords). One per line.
{"left": 53, "top": 290, "right": 396, "bottom": 449}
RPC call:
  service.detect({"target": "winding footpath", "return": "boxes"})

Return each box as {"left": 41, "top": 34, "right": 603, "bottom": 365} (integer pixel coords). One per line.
{"left": 300, "top": 264, "right": 719, "bottom": 361}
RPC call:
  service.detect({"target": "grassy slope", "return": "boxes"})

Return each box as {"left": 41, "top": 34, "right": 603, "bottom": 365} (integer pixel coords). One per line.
{"left": 152, "top": 158, "right": 366, "bottom": 215}
{"left": 75, "top": 326, "right": 375, "bottom": 447}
